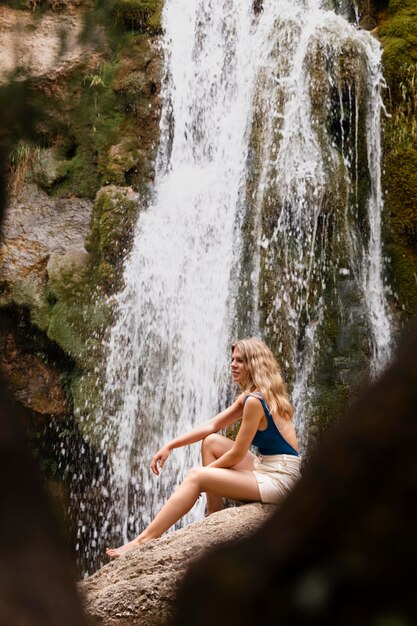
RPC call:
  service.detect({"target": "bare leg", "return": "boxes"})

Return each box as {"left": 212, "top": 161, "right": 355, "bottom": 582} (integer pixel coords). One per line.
{"left": 106, "top": 465, "right": 260, "bottom": 557}
{"left": 201, "top": 433, "right": 257, "bottom": 515}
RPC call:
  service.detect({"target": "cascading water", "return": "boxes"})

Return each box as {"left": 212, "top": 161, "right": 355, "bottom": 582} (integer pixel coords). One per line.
{"left": 97, "top": 0, "right": 257, "bottom": 549}
{"left": 237, "top": 0, "right": 393, "bottom": 446}
{"left": 76, "top": 0, "right": 392, "bottom": 574}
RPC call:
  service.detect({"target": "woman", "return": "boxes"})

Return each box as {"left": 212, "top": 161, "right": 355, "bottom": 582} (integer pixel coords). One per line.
{"left": 106, "top": 337, "right": 300, "bottom": 558}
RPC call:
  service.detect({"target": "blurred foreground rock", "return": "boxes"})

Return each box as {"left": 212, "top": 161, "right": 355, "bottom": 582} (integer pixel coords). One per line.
{"left": 80, "top": 503, "right": 274, "bottom": 626}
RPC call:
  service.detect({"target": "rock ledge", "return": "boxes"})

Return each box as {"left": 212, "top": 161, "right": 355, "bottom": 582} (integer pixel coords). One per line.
{"left": 80, "top": 503, "right": 275, "bottom": 626}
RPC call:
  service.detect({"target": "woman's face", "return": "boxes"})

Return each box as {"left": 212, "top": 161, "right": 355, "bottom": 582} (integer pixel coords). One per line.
{"left": 231, "top": 347, "right": 248, "bottom": 386}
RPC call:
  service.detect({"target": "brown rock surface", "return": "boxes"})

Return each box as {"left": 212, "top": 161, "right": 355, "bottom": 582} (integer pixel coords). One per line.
{"left": 0, "top": 183, "right": 92, "bottom": 288}
{"left": 0, "top": 321, "right": 69, "bottom": 418}
{"left": 0, "top": 5, "right": 98, "bottom": 84}
{"left": 80, "top": 503, "right": 275, "bottom": 626}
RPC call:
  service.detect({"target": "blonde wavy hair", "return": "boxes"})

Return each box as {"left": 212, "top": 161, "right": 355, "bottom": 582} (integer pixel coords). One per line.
{"left": 231, "top": 337, "right": 293, "bottom": 421}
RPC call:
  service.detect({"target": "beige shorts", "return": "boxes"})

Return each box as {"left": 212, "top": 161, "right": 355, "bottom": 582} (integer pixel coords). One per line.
{"left": 253, "top": 454, "right": 301, "bottom": 504}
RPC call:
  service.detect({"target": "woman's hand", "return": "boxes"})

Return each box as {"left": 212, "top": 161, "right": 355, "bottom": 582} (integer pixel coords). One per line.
{"left": 150, "top": 446, "right": 170, "bottom": 476}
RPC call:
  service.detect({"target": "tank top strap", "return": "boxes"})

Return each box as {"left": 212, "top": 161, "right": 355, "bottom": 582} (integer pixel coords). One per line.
{"left": 244, "top": 391, "right": 264, "bottom": 401}
{"left": 243, "top": 392, "right": 272, "bottom": 419}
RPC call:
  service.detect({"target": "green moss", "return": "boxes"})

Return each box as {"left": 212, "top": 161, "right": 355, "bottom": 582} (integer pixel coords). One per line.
{"left": 385, "top": 243, "right": 417, "bottom": 313}
{"left": 46, "top": 302, "right": 88, "bottom": 365}
{"left": 30, "top": 303, "right": 51, "bottom": 332}
{"left": 86, "top": 185, "right": 139, "bottom": 291}
{"left": 103, "top": 136, "right": 142, "bottom": 185}
{"left": 6, "top": 22, "right": 160, "bottom": 201}
{"left": 381, "top": 59, "right": 417, "bottom": 316}
{"left": 378, "top": 0, "right": 417, "bottom": 100}
{"left": 307, "top": 275, "right": 370, "bottom": 448}
{"left": 71, "top": 369, "right": 107, "bottom": 445}
{"left": 112, "top": 0, "right": 163, "bottom": 34}
{"left": 12, "top": 278, "right": 43, "bottom": 309}
{"left": 53, "top": 150, "right": 97, "bottom": 198}
{"left": 385, "top": 144, "right": 417, "bottom": 247}
{"left": 49, "top": 60, "right": 133, "bottom": 198}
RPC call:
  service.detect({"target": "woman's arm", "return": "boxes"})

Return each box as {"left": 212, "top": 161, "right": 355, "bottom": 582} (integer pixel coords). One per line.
{"left": 208, "top": 396, "right": 263, "bottom": 469}
{"left": 150, "top": 394, "right": 245, "bottom": 475}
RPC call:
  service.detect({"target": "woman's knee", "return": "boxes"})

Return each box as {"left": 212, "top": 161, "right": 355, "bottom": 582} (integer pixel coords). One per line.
{"left": 185, "top": 466, "right": 205, "bottom": 486}
{"left": 201, "top": 432, "right": 217, "bottom": 451}
{"left": 201, "top": 432, "right": 222, "bottom": 455}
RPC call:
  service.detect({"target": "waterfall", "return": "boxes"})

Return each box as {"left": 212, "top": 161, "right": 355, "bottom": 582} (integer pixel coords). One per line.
{"left": 236, "top": 0, "right": 392, "bottom": 446}
{"left": 99, "top": 0, "right": 257, "bottom": 546}
{"left": 78, "top": 0, "right": 392, "bottom": 573}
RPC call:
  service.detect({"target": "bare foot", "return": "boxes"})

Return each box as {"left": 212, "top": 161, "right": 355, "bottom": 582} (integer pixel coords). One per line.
{"left": 106, "top": 537, "right": 141, "bottom": 558}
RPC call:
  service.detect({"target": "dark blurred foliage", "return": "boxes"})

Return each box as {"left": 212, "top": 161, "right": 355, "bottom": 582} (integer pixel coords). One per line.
{"left": 0, "top": 374, "right": 89, "bottom": 625}
{"left": 171, "top": 324, "right": 417, "bottom": 626}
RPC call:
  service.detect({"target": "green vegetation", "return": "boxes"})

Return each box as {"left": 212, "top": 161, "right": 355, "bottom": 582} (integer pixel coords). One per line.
{"left": 111, "top": 0, "right": 163, "bottom": 33}
{"left": 378, "top": 0, "right": 417, "bottom": 99}
{"left": 383, "top": 129, "right": 417, "bottom": 314}
{"left": 51, "top": 60, "right": 129, "bottom": 198}
{"left": 378, "top": 0, "right": 417, "bottom": 316}
{"left": 6, "top": 20, "right": 160, "bottom": 199}
{"left": 6, "top": 59, "right": 130, "bottom": 199}
{"left": 87, "top": 185, "right": 139, "bottom": 290}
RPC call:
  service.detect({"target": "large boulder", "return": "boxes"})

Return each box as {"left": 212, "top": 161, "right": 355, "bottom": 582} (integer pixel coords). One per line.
{"left": 80, "top": 503, "right": 274, "bottom": 626}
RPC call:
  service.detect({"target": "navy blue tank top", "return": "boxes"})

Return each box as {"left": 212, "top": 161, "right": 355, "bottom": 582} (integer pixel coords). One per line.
{"left": 244, "top": 392, "right": 299, "bottom": 456}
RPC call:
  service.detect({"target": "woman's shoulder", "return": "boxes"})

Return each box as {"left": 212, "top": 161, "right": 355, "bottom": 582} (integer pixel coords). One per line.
{"left": 243, "top": 393, "right": 264, "bottom": 411}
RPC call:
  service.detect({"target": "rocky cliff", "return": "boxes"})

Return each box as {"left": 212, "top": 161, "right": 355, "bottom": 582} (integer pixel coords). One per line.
{"left": 0, "top": 0, "right": 163, "bottom": 540}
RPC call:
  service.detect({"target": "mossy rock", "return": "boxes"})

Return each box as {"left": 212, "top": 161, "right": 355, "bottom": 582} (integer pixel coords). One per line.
{"left": 382, "top": 106, "right": 417, "bottom": 316}
{"left": 32, "top": 148, "right": 67, "bottom": 190}
{"left": 103, "top": 137, "right": 143, "bottom": 186}
{"left": 86, "top": 185, "right": 140, "bottom": 291}
{"left": 111, "top": 0, "right": 163, "bottom": 34}
{"left": 11, "top": 278, "right": 51, "bottom": 333}
{"left": 385, "top": 242, "right": 417, "bottom": 314}
{"left": 47, "top": 250, "right": 91, "bottom": 302}
{"left": 384, "top": 144, "right": 417, "bottom": 248}
{"left": 50, "top": 61, "right": 127, "bottom": 199}
{"left": 378, "top": 0, "right": 417, "bottom": 100}
{"left": 47, "top": 302, "right": 89, "bottom": 365}
{"left": 306, "top": 276, "right": 371, "bottom": 449}
{"left": 71, "top": 368, "right": 109, "bottom": 447}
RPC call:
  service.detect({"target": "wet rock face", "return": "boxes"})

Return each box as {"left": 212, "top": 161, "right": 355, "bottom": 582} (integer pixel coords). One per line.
{"left": 80, "top": 503, "right": 274, "bottom": 626}
{"left": 376, "top": 0, "right": 417, "bottom": 319}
